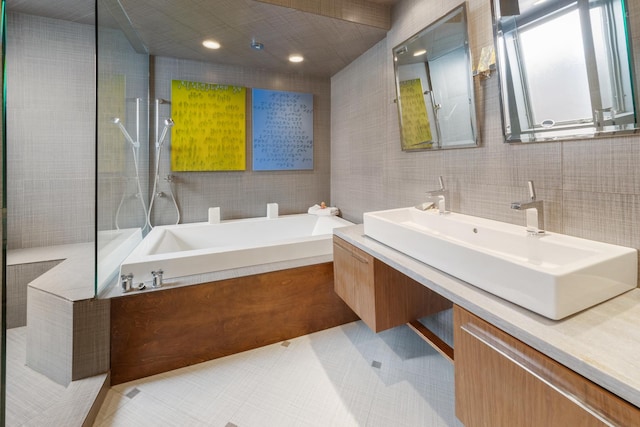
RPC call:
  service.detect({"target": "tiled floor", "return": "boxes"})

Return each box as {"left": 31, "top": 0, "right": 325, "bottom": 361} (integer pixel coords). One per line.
{"left": 5, "top": 327, "right": 67, "bottom": 426}
{"left": 95, "top": 320, "right": 463, "bottom": 427}
{"left": 6, "top": 327, "right": 107, "bottom": 426}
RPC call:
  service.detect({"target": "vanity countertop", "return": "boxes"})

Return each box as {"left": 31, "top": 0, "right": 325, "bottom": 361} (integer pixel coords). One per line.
{"left": 335, "top": 224, "right": 640, "bottom": 409}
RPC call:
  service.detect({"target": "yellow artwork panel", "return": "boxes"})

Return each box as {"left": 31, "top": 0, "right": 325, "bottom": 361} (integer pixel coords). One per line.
{"left": 97, "top": 74, "right": 125, "bottom": 173}
{"left": 399, "top": 78, "right": 433, "bottom": 150}
{"left": 171, "top": 80, "right": 246, "bottom": 171}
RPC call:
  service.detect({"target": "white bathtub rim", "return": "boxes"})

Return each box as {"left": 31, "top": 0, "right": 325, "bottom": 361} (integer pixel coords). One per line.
{"left": 119, "top": 213, "right": 353, "bottom": 286}
{"left": 120, "top": 237, "right": 333, "bottom": 284}
{"left": 127, "top": 214, "right": 351, "bottom": 259}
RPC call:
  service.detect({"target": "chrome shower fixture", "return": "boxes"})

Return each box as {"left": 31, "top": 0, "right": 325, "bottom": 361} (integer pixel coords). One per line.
{"left": 149, "top": 101, "right": 180, "bottom": 229}
{"left": 111, "top": 117, "right": 140, "bottom": 148}
{"left": 157, "top": 118, "right": 174, "bottom": 148}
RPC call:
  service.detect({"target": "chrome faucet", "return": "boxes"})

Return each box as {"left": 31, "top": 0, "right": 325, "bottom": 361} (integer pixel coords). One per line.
{"left": 425, "top": 176, "right": 450, "bottom": 214}
{"left": 120, "top": 273, "right": 133, "bottom": 293}
{"left": 151, "top": 269, "right": 164, "bottom": 288}
{"left": 511, "top": 181, "right": 545, "bottom": 236}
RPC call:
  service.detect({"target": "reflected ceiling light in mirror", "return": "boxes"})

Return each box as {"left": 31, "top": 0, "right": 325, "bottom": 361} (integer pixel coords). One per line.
{"left": 289, "top": 54, "right": 304, "bottom": 63}
{"left": 202, "top": 39, "right": 221, "bottom": 49}
{"left": 413, "top": 49, "right": 427, "bottom": 57}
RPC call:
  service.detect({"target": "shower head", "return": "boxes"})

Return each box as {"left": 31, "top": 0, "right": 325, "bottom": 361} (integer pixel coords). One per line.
{"left": 157, "top": 118, "right": 175, "bottom": 147}
{"left": 111, "top": 117, "right": 139, "bottom": 148}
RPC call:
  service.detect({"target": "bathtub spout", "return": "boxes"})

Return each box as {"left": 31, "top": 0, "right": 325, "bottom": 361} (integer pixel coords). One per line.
{"left": 151, "top": 269, "right": 164, "bottom": 288}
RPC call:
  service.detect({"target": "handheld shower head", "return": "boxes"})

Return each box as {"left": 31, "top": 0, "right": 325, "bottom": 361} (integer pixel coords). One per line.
{"left": 112, "top": 117, "right": 139, "bottom": 148}
{"left": 158, "top": 118, "right": 175, "bottom": 147}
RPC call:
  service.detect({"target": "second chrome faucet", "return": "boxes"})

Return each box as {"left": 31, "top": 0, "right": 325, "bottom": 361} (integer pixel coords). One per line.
{"left": 423, "top": 176, "right": 450, "bottom": 214}
{"left": 415, "top": 176, "right": 450, "bottom": 214}
{"left": 511, "top": 181, "right": 545, "bottom": 236}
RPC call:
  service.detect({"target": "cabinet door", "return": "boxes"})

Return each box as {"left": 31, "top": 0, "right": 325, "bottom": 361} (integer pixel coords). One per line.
{"left": 454, "top": 306, "right": 640, "bottom": 427}
{"left": 333, "top": 236, "right": 376, "bottom": 329}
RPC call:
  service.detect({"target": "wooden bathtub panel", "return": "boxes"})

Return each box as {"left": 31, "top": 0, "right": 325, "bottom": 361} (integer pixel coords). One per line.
{"left": 110, "top": 262, "right": 359, "bottom": 385}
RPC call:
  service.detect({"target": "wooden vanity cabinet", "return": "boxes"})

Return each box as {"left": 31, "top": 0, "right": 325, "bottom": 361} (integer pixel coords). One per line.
{"left": 454, "top": 305, "right": 640, "bottom": 427}
{"left": 333, "top": 236, "right": 451, "bottom": 333}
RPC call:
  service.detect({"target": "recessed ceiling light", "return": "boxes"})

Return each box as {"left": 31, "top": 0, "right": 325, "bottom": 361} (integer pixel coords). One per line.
{"left": 413, "top": 49, "right": 427, "bottom": 57}
{"left": 289, "top": 54, "right": 304, "bottom": 63}
{"left": 202, "top": 40, "right": 221, "bottom": 50}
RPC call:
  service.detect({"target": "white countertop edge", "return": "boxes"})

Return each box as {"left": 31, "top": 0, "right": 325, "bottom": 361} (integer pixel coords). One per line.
{"left": 334, "top": 224, "right": 640, "bottom": 409}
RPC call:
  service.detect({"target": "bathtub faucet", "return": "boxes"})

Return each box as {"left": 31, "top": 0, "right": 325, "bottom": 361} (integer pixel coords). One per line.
{"left": 151, "top": 269, "right": 164, "bottom": 288}
{"left": 120, "top": 273, "right": 133, "bottom": 293}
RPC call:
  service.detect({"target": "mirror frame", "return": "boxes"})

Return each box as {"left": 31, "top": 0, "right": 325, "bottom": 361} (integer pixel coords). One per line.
{"left": 492, "top": 0, "right": 639, "bottom": 143}
{"left": 392, "top": 3, "right": 479, "bottom": 151}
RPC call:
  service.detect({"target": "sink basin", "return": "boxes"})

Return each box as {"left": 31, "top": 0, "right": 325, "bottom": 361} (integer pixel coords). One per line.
{"left": 363, "top": 207, "right": 637, "bottom": 319}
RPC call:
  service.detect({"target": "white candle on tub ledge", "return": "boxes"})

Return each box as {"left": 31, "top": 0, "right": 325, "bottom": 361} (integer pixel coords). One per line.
{"left": 208, "top": 207, "right": 220, "bottom": 224}
{"left": 267, "top": 203, "right": 278, "bottom": 219}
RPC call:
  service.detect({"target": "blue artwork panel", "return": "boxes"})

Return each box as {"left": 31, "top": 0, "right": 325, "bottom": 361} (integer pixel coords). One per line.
{"left": 252, "top": 89, "right": 313, "bottom": 170}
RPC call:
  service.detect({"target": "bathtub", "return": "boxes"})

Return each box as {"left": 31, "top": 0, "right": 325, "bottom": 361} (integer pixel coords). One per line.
{"left": 119, "top": 213, "right": 354, "bottom": 285}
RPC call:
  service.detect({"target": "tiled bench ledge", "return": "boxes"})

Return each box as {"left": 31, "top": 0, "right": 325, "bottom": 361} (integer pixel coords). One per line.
{"left": 8, "top": 242, "right": 95, "bottom": 301}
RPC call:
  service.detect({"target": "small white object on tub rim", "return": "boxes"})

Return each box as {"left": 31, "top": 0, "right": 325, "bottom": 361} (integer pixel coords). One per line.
{"left": 208, "top": 207, "right": 221, "bottom": 224}
{"left": 308, "top": 204, "right": 339, "bottom": 216}
{"left": 267, "top": 203, "right": 278, "bottom": 219}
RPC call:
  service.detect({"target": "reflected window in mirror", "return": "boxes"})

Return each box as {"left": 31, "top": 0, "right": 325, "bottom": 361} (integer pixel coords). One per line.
{"left": 493, "top": 0, "right": 638, "bottom": 142}
{"left": 393, "top": 3, "right": 479, "bottom": 150}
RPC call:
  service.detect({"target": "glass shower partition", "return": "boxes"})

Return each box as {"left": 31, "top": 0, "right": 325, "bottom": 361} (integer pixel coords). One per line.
{"left": 1, "top": 1, "right": 6, "bottom": 423}
{"left": 96, "top": 0, "right": 149, "bottom": 296}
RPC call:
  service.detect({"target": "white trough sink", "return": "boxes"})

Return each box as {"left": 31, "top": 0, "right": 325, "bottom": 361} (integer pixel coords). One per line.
{"left": 363, "top": 207, "right": 637, "bottom": 320}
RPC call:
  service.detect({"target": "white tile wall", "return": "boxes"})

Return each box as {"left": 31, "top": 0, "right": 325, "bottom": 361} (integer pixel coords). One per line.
{"left": 6, "top": 12, "right": 96, "bottom": 249}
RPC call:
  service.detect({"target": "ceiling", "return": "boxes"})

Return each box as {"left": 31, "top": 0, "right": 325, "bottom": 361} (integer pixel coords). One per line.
{"left": 8, "top": 0, "right": 402, "bottom": 78}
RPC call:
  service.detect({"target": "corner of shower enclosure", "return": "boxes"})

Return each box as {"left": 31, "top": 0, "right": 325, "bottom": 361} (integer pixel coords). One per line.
{"left": 95, "top": 0, "right": 150, "bottom": 297}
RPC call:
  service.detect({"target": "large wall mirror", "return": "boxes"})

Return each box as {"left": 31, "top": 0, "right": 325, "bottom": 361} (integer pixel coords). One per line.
{"left": 393, "top": 3, "right": 478, "bottom": 150}
{"left": 493, "top": 0, "right": 638, "bottom": 142}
